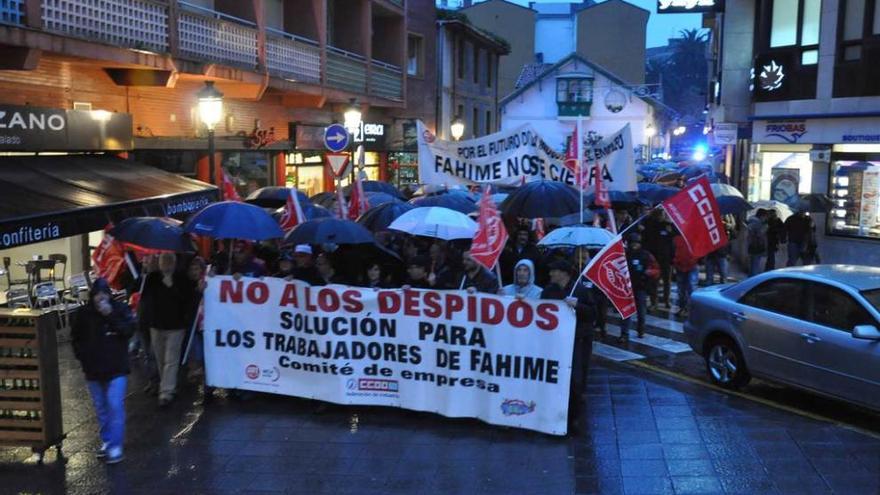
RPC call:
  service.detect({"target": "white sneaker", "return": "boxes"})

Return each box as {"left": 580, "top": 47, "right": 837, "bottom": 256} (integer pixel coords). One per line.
{"left": 96, "top": 442, "right": 109, "bottom": 459}
{"left": 105, "top": 447, "right": 124, "bottom": 465}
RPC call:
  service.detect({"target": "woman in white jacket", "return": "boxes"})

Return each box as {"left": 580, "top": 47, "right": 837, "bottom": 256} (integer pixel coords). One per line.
{"left": 500, "top": 259, "right": 543, "bottom": 299}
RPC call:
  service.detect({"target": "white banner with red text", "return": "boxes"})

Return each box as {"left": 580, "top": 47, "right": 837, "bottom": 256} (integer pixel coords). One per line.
{"left": 203, "top": 276, "right": 577, "bottom": 435}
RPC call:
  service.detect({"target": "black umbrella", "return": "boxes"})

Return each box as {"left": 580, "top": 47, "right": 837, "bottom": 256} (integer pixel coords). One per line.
{"left": 409, "top": 191, "right": 477, "bottom": 214}
{"left": 637, "top": 183, "right": 680, "bottom": 205}
{"left": 342, "top": 180, "right": 404, "bottom": 199}
{"left": 500, "top": 180, "right": 581, "bottom": 218}
{"left": 583, "top": 190, "right": 646, "bottom": 209}
{"left": 110, "top": 217, "right": 194, "bottom": 252}
{"left": 245, "top": 187, "right": 311, "bottom": 208}
{"left": 315, "top": 191, "right": 403, "bottom": 213}
{"left": 283, "top": 217, "right": 376, "bottom": 246}
{"left": 796, "top": 193, "right": 833, "bottom": 212}
{"left": 272, "top": 204, "right": 333, "bottom": 222}
{"left": 310, "top": 192, "right": 336, "bottom": 209}
{"left": 357, "top": 202, "right": 416, "bottom": 232}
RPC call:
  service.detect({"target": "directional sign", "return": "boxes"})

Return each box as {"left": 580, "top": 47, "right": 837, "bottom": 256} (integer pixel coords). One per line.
{"left": 326, "top": 152, "right": 351, "bottom": 179}
{"left": 324, "top": 123, "right": 350, "bottom": 152}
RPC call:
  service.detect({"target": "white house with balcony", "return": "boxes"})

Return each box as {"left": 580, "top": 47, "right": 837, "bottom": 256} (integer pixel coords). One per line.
{"left": 499, "top": 53, "right": 668, "bottom": 156}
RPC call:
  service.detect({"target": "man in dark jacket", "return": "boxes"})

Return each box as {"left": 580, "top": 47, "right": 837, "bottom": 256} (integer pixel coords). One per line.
{"left": 403, "top": 256, "right": 433, "bottom": 289}
{"left": 620, "top": 233, "right": 658, "bottom": 342}
{"left": 642, "top": 209, "right": 675, "bottom": 309}
{"left": 141, "top": 252, "right": 193, "bottom": 407}
{"left": 541, "top": 260, "right": 597, "bottom": 435}
{"left": 72, "top": 278, "right": 135, "bottom": 464}
{"left": 784, "top": 211, "right": 817, "bottom": 266}
{"left": 765, "top": 209, "right": 786, "bottom": 271}
{"left": 461, "top": 251, "right": 499, "bottom": 293}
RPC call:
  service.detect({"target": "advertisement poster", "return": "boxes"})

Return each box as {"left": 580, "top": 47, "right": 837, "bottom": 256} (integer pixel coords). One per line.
{"left": 770, "top": 168, "right": 800, "bottom": 207}
{"left": 204, "top": 276, "right": 577, "bottom": 435}
{"left": 860, "top": 169, "right": 880, "bottom": 234}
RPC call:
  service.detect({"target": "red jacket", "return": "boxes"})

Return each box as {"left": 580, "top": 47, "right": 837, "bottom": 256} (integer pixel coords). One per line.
{"left": 673, "top": 235, "right": 699, "bottom": 272}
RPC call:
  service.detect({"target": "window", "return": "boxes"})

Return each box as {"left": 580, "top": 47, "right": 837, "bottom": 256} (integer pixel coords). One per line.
{"left": 767, "top": 0, "right": 821, "bottom": 52}
{"left": 407, "top": 34, "right": 423, "bottom": 77}
{"left": 740, "top": 278, "right": 807, "bottom": 319}
{"left": 827, "top": 159, "right": 880, "bottom": 239}
{"left": 473, "top": 45, "right": 480, "bottom": 84}
{"left": 834, "top": 0, "right": 880, "bottom": 96}
{"left": 485, "top": 111, "right": 491, "bottom": 135}
{"left": 486, "top": 55, "right": 492, "bottom": 88}
{"left": 809, "top": 283, "right": 875, "bottom": 331}
{"left": 754, "top": 0, "right": 822, "bottom": 101}
{"left": 555, "top": 78, "right": 594, "bottom": 103}
{"left": 472, "top": 107, "right": 479, "bottom": 138}
{"left": 457, "top": 38, "right": 465, "bottom": 79}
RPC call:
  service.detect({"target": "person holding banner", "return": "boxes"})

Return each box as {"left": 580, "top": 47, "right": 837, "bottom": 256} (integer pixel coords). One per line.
{"left": 500, "top": 259, "right": 543, "bottom": 299}
{"left": 619, "top": 234, "right": 659, "bottom": 343}
{"left": 460, "top": 251, "right": 499, "bottom": 294}
{"left": 540, "top": 260, "right": 597, "bottom": 435}
{"left": 404, "top": 256, "right": 433, "bottom": 289}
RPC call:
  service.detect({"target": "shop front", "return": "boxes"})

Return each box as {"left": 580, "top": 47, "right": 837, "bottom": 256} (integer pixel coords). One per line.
{"left": 751, "top": 115, "right": 880, "bottom": 264}
{"left": 0, "top": 104, "right": 217, "bottom": 298}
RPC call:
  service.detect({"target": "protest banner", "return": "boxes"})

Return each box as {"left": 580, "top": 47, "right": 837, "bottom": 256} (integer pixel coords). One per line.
{"left": 582, "top": 124, "right": 637, "bottom": 195}
{"left": 203, "top": 276, "right": 577, "bottom": 435}
{"left": 417, "top": 121, "right": 574, "bottom": 187}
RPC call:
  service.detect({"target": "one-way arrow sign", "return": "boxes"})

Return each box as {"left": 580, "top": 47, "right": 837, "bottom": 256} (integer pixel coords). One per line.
{"left": 324, "top": 123, "right": 350, "bottom": 152}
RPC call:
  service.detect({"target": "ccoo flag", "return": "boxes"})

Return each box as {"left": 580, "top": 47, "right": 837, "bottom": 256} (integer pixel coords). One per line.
{"left": 661, "top": 176, "right": 729, "bottom": 258}
{"left": 471, "top": 186, "right": 509, "bottom": 270}
{"left": 582, "top": 235, "right": 636, "bottom": 319}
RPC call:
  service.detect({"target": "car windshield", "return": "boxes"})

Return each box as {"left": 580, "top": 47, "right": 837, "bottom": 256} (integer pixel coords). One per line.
{"left": 860, "top": 289, "right": 880, "bottom": 313}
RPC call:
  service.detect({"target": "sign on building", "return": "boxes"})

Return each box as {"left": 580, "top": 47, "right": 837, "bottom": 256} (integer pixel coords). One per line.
{"left": 657, "top": 0, "right": 724, "bottom": 14}
{"left": 0, "top": 105, "right": 132, "bottom": 151}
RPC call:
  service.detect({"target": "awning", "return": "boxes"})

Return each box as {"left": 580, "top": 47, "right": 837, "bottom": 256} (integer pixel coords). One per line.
{"left": 0, "top": 155, "right": 218, "bottom": 249}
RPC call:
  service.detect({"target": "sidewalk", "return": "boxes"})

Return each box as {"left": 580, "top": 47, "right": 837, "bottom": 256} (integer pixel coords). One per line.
{"left": 3, "top": 341, "right": 879, "bottom": 494}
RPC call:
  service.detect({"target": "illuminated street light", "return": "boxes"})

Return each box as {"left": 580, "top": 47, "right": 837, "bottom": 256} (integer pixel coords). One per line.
{"left": 450, "top": 116, "right": 465, "bottom": 141}
{"left": 344, "top": 98, "right": 362, "bottom": 135}
{"left": 197, "top": 81, "right": 224, "bottom": 188}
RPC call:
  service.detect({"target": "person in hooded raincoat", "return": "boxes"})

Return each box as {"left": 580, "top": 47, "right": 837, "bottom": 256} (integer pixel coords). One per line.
{"left": 500, "top": 259, "right": 543, "bottom": 299}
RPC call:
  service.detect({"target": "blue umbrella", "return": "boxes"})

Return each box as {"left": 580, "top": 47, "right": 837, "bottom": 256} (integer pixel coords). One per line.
{"left": 183, "top": 201, "right": 284, "bottom": 240}
{"left": 245, "top": 187, "right": 311, "bottom": 208}
{"left": 357, "top": 202, "right": 416, "bottom": 232}
{"left": 342, "top": 180, "right": 404, "bottom": 199}
{"left": 316, "top": 191, "right": 403, "bottom": 213}
{"left": 716, "top": 196, "right": 752, "bottom": 215}
{"left": 637, "top": 183, "right": 680, "bottom": 205}
{"left": 500, "top": 180, "right": 581, "bottom": 218}
{"left": 272, "top": 204, "right": 333, "bottom": 222}
{"left": 310, "top": 192, "right": 335, "bottom": 209}
{"left": 283, "top": 217, "right": 376, "bottom": 246}
{"left": 110, "top": 217, "right": 194, "bottom": 252}
{"left": 558, "top": 209, "right": 598, "bottom": 226}
{"left": 409, "top": 191, "right": 477, "bottom": 214}
{"left": 582, "top": 190, "right": 645, "bottom": 208}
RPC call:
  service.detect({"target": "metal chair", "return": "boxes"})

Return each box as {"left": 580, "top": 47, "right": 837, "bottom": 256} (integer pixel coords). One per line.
{"left": 4, "top": 288, "right": 31, "bottom": 309}
{"left": 48, "top": 254, "right": 67, "bottom": 290}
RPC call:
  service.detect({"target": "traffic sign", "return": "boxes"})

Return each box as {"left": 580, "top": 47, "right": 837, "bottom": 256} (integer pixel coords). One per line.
{"left": 324, "top": 124, "right": 350, "bottom": 152}
{"left": 326, "top": 152, "right": 351, "bottom": 179}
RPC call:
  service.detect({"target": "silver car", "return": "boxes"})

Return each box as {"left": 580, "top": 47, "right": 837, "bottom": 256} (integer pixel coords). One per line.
{"left": 684, "top": 265, "right": 880, "bottom": 411}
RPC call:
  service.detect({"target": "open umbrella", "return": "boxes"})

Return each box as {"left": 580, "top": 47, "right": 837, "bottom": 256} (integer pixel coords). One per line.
{"left": 500, "top": 180, "right": 581, "bottom": 218}
{"left": 408, "top": 191, "right": 477, "bottom": 214}
{"left": 110, "top": 217, "right": 194, "bottom": 252}
{"left": 796, "top": 193, "right": 833, "bottom": 212}
{"left": 538, "top": 226, "right": 614, "bottom": 249}
{"left": 342, "top": 180, "right": 404, "bottom": 199}
{"left": 716, "top": 196, "right": 752, "bottom": 215}
{"left": 582, "top": 190, "right": 645, "bottom": 208}
{"left": 245, "top": 187, "right": 311, "bottom": 208}
{"left": 637, "top": 183, "right": 680, "bottom": 205}
{"left": 710, "top": 183, "right": 744, "bottom": 198}
{"left": 283, "top": 217, "right": 376, "bottom": 246}
{"left": 357, "top": 202, "right": 416, "bottom": 232}
{"left": 389, "top": 206, "right": 477, "bottom": 240}
{"left": 315, "top": 191, "right": 402, "bottom": 213}
{"left": 183, "top": 201, "right": 284, "bottom": 240}
{"left": 310, "top": 192, "right": 335, "bottom": 209}
{"left": 272, "top": 204, "right": 333, "bottom": 222}
{"left": 557, "top": 209, "right": 598, "bottom": 226}
{"left": 750, "top": 200, "right": 795, "bottom": 221}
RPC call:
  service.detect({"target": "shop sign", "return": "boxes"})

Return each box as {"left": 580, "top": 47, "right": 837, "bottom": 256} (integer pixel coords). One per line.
{"left": 753, "top": 117, "right": 880, "bottom": 144}
{"left": 353, "top": 122, "right": 387, "bottom": 150}
{"left": 712, "top": 123, "right": 737, "bottom": 146}
{"left": 291, "top": 124, "right": 327, "bottom": 150}
{"left": 758, "top": 120, "right": 808, "bottom": 144}
{"left": 0, "top": 105, "right": 132, "bottom": 151}
{"left": 657, "top": 0, "right": 724, "bottom": 14}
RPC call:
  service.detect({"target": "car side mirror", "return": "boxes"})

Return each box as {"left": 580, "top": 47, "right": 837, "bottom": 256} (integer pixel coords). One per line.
{"left": 853, "top": 325, "right": 880, "bottom": 340}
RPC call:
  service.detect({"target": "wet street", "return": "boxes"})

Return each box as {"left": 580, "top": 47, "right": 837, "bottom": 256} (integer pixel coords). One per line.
{"left": 2, "top": 329, "right": 880, "bottom": 495}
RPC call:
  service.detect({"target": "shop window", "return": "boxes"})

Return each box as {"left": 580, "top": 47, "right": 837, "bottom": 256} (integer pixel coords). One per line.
{"left": 747, "top": 150, "right": 813, "bottom": 206}
{"left": 389, "top": 152, "right": 419, "bottom": 189}
{"left": 223, "top": 152, "right": 269, "bottom": 198}
{"left": 834, "top": 0, "right": 880, "bottom": 97}
{"left": 407, "top": 34, "right": 423, "bottom": 77}
{"left": 827, "top": 159, "right": 880, "bottom": 239}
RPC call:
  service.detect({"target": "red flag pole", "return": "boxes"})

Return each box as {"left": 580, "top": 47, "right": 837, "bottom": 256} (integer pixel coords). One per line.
{"left": 494, "top": 261, "right": 503, "bottom": 290}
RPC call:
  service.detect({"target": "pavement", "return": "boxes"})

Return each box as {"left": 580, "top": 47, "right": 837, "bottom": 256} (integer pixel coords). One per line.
{"left": 3, "top": 327, "right": 880, "bottom": 495}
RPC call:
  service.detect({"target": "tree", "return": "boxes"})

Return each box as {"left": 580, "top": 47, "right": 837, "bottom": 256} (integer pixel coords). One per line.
{"left": 648, "top": 29, "right": 708, "bottom": 123}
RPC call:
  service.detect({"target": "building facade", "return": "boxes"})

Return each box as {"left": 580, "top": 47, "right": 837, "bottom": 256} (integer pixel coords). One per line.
{"left": 707, "top": 0, "right": 880, "bottom": 265}
{"left": 436, "top": 15, "right": 508, "bottom": 140}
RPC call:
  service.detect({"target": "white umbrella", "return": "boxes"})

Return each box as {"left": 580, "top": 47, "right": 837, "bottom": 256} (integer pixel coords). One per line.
{"left": 711, "top": 183, "right": 744, "bottom": 199}
{"left": 750, "top": 200, "right": 795, "bottom": 221}
{"left": 388, "top": 206, "right": 478, "bottom": 240}
{"left": 538, "top": 226, "right": 614, "bottom": 248}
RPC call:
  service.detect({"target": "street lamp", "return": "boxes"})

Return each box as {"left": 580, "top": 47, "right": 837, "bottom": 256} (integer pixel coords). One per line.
{"left": 197, "top": 81, "right": 224, "bottom": 188}
{"left": 344, "top": 98, "right": 362, "bottom": 135}
{"left": 674, "top": 126, "right": 687, "bottom": 136}
{"left": 450, "top": 116, "right": 465, "bottom": 141}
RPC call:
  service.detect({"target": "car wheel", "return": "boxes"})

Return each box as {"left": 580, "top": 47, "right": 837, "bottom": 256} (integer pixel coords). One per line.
{"left": 705, "top": 336, "right": 750, "bottom": 389}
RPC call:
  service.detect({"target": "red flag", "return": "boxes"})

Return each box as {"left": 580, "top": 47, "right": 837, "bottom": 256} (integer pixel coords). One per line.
{"left": 532, "top": 218, "right": 546, "bottom": 241}
{"left": 471, "top": 186, "right": 509, "bottom": 270}
{"left": 335, "top": 186, "right": 347, "bottom": 219}
{"left": 582, "top": 235, "right": 636, "bottom": 319}
{"left": 279, "top": 188, "right": 306, "bottom": 232}
{"left": 563, "top": 127, "right": 584, "bottom": 187}
{"left": 347, "top": 175, "right": 371, "bottom": 220}
{"left": 222, "top": 172, "right": 242, "bottom": 202}
{"left": 661, "top": 176, "right": 729, "bottom": 258}
{"left": 91, "top": 225, "right": 127, "bottom": 290}
{"left": 593, "top": 161, "right": 611, "bottom": 209}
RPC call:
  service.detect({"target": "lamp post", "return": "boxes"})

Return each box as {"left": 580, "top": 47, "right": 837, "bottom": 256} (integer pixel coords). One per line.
{"left": 450, "top": 116, "right": 465, "bottom": 141}
{"left": 343, "top": 98, "right": 362, "bottom": 184}
{"left": 198, "top": 81, "right": 224, "bottom": 189}
{"left": 645, "top": 124, "right": 656, "bottom": 159}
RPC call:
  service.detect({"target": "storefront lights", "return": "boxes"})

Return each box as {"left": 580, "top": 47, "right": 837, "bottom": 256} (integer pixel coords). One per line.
{"left": 833, "top": 209, "right": 846, "bottom": 218}
{"left": 450, "top": 116, "right": 465, "bottom": 141}
{"left": 197, "top": 81, "right": 224, "bottom": 130}
{"left": 344, "top": 98, "right": 362, "bottom": 135}
{"left": 837, "top": 176, "right": 850, "bottom": 187}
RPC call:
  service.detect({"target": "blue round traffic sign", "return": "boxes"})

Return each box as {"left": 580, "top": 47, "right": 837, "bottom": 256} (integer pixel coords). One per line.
{"left": 324, "top": 124, "right": 350, "bottom": 152}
